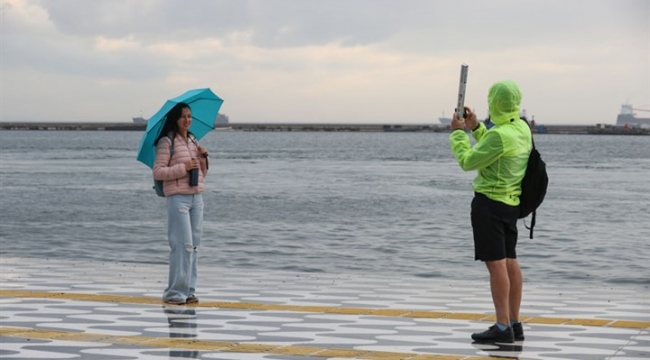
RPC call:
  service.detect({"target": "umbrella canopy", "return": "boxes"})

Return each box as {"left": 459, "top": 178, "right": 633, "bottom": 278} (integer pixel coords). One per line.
{"left": 136, "top": 88, "right": 224, "bottom": 168}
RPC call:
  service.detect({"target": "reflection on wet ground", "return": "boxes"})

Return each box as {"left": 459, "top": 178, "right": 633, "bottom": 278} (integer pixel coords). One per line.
{"left": 1, "top": 258, "right": 648, "bottom": 360}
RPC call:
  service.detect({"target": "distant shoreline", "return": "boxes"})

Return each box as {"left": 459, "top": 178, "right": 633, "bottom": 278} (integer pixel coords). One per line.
{"left": 0, "top": 122, "right": 648, "bottom": 135}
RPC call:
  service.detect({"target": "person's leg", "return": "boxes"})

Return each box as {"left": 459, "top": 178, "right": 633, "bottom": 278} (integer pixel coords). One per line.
{"left": 506, "top": 258, "right": 522, "bottom": 322}
{"left": 470, "top": 194, "right": 518, "bottom": 342}
{"left": 473, "top": 257, "right": 515, "bottom": 343}
{"left": 502, "top": 201, "right": 524, "bottom": 340}
{"left": 188, "top": 194, "right": 204, "bottom": 296}
{"left": 485, "top": 259, "right": 510, "bottom": 326}
{"left": 163, "top": 195, "right": 194, "bottom": 302}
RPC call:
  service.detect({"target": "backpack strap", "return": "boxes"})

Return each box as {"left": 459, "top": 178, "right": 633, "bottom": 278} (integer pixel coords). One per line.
{"left": 526, "top": 120, "right": 537, "bottom": 239}
{"left": 521, "top": 117, "right": 537, "bottom": 240}
{"left": 166, "top": 132, "right": 175, "bottom": 161}
{"left": 524, "top": 210, "right": 536, "bottom": 239}
{"left": 520, "top": 117, "right": 537, "bottom": 150}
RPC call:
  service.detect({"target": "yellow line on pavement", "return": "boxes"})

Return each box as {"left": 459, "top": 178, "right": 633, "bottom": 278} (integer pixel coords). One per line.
{"left": 0, "top": 326, "right": 507, "bottom": 360}
{"left": 1, "top": 289, "right": 648, "bottom": 330}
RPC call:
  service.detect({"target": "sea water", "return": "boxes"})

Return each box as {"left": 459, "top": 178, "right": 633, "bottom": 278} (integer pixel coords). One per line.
{"left": 0, "top": 130, "right": 648, "bottom": 287}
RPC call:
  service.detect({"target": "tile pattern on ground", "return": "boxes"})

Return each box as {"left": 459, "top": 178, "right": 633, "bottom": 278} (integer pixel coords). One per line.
{"left": 1, "top": 257, "right": 649, "bottom": 360}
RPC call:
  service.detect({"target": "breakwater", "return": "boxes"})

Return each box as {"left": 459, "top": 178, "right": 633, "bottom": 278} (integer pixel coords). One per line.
{"left": 0, "top": 122, "right": 648, "bottom": 135}
{"left": 0, "top": 122, "right": 147, "bottom": 131}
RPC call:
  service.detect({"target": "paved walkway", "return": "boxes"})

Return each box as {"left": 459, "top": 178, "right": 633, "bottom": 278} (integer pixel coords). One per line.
{"left": 1, "top": 257, "right": 648, "bottom": 360}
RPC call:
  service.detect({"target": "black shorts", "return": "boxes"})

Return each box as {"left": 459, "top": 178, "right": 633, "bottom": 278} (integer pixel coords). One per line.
{"left": 471, "top": 193, "right": 519, "bottom": 261}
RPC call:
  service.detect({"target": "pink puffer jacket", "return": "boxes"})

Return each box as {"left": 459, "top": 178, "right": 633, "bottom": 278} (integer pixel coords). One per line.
{"left": 152, "top": 133, "right": 208, "bottom": 196}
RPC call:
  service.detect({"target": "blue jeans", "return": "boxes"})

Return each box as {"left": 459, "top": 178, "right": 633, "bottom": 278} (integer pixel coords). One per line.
{"left": 163, "top": 194, "right": 203, "bottom": 301}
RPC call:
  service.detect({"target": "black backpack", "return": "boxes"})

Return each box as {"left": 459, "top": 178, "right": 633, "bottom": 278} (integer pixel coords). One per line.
{"left": 518, "top": 122, "right": 548, "bottom": 239}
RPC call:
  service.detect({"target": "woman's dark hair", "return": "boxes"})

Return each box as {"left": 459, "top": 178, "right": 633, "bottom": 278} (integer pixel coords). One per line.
{"left": 155, "top": 102, "right": 192, "bottom": 145}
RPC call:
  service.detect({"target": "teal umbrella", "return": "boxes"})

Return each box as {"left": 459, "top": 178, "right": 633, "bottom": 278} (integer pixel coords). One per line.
{"left": 136, "top": 88, "right": 224, "bottom": 168}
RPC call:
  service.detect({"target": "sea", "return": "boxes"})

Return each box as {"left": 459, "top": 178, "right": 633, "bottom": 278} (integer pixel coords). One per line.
{"left": 0, "top": 130, "right": 648, "bottom": 288}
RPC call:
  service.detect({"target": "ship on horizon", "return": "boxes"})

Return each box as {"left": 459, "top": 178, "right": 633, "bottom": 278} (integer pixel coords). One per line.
{"left": 616, "top": 104, "right": 650, "bottom": 127}
{"left": 438, "top": 111, "right": 452, "bottom": 127}
{"left": 438, "top": 117, "right": 452, "bottom": 126}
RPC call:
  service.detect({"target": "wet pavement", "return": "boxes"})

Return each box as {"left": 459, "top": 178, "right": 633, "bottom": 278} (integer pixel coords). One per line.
{"left": 1, "top": 257, "right": 648, "bottom": 360}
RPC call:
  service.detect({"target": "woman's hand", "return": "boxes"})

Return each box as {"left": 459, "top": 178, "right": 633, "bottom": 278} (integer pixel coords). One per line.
{"left": 463, "top": 106, "right": 478, "bottom": 131}
{"left": 451, "top": 109, "right": 465, "bottom": 130}
{"left": 185, "top": 158, "right": 200, "bottom": 172}
{"left": 452, "top": 106, "right": 479, "bottom": 131}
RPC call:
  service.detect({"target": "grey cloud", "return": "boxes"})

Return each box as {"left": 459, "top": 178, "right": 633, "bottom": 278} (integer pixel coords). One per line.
{"left": 3, "top": 1, "right": 167, "bottom": 79}
{"left": 5, "top": 0, "right": 645, "bottom": 84}
{"left": 31, "top": 0, "right": 648, "bottom": 51}
{"left": 6, "top": 0, "right": 647, "bottom": 75}
{"left": 242, "top": 0, "right": 430, "bottom": 47}
{"left": 33, "top": 0, "right": 248, "bottom": 41}
{"left": 2, "top": 27, "right": 168, "bottom": 81}
{"left": 34, "top": 0, "right": 411, "bottom": 46}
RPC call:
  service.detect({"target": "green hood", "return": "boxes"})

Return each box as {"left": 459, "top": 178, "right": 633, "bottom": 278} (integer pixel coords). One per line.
{"left": 488, "top": 80, "right": 522, "bottom": 126}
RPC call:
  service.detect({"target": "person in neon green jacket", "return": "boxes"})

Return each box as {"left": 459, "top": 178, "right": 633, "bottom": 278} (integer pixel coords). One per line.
{"left": 450, "top": 80, "right": 532, "bottom": 343}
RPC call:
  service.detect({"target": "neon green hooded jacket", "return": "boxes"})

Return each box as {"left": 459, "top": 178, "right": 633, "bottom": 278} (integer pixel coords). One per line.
{"left": 449, "top": 80, "right": 532, "bottom": 206}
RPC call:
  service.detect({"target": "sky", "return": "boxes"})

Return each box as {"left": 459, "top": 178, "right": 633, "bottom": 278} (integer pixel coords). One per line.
{"left": 1, "top": 0, "right": 648, "bottom": 125}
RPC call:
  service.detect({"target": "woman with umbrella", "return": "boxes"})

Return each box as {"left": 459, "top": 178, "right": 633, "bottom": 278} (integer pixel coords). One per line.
{"left": 153, "top": 102, "right": 209, "bottom": 305}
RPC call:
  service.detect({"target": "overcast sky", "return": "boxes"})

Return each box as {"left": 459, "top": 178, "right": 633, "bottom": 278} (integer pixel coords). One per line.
{"left": 2, "top": 0, "right": 648, "bottom": 124}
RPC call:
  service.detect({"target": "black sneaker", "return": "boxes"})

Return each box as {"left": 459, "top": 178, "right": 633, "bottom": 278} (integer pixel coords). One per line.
{"left": 471, "top": 324, "right": 515, "bottom": 343}
{"left": 512, "top": 322, "right": 525, "bottom": 341}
